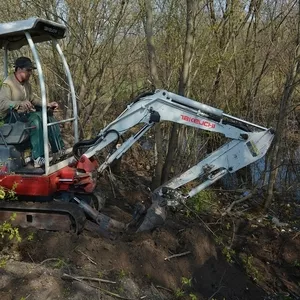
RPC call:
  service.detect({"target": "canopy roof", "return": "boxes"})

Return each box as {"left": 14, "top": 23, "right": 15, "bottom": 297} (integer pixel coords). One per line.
{"left": 0, "top": 17, "right": 66, "bottom": 50}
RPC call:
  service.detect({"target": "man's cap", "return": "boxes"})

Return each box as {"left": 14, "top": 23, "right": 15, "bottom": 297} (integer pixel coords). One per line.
{"left": 14, "top": 57, "right": 37, "bottom": 69}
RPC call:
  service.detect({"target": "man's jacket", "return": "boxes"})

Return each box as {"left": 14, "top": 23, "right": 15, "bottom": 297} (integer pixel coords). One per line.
{"left": 0, "top": 74, "right": 42, "bottom": 119}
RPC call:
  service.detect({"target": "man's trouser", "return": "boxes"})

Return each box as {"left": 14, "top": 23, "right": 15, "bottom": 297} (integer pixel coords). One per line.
{"left": 5, "top": 111, "right": 65, "bottom": 160}
{"left": 27, "top": 111, "right": 65, "bottom": 159}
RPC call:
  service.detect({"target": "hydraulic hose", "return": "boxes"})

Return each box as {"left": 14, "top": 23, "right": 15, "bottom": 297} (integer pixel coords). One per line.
{"left": 132, "top": 91, "right": 154, "bottom": 104}
{"left": 73, "top": 129, "right": 120, "bottom": 160}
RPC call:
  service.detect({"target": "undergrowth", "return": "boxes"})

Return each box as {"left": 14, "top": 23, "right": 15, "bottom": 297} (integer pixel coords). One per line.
{"left": 0, "top": 213, "right": 21, "bottom": 242}
{"left": 189, "top": 189, "right": 218, "bottom": 212}
{"left": 0, "top": 186, "right": 21, "bottom": 253}
{"left": 0, "top": 183, "right": 18, "bottom": 200}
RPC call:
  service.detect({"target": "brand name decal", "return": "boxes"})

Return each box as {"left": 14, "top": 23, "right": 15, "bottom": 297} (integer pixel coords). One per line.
{"left": 44, "top": 26, "right": 58, "bottom": 34}
{"left": 181, "top": 115, "right": 216, "bottom": 128}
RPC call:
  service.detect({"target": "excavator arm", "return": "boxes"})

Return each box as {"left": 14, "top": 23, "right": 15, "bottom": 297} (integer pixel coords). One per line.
{"left": 75, "top": 90, "right": 274, "bottom": 200}
{"left": 71, "top": 89, "right": 274, "bottom": 232}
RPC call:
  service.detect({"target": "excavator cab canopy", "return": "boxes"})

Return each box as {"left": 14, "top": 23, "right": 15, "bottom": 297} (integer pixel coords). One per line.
{"left": 0, "top": 18, "right": 66, "bottom": 50}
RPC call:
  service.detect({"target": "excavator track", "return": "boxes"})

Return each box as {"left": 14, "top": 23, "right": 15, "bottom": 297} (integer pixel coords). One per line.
{"left": 0, "top": 201, "right": 86, "bottom": 234}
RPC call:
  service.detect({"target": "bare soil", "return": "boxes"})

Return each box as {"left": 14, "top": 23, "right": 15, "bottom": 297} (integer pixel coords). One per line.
{"left": 0, "top": 167, "right": 300, "bottom": 300}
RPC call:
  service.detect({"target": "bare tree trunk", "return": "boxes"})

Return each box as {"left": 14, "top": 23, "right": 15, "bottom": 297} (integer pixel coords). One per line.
{"left": 161, "top": 0, "right": 196, "bottom": 183}
{"left": 141, "top": 0, "right": 163, "bottom": 189}
{"left": 265, "top": 1, "right": 300, "bottom": 210}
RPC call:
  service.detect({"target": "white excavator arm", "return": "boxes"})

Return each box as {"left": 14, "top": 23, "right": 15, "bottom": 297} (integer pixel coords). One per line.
{"left": 74, "top": 89, "right": 274, "bottom": 206}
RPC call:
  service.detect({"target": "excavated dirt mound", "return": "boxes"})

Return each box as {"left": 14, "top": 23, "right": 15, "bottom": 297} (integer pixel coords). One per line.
{"left": 0, "top": 223, "right": 267, "bottom": 300}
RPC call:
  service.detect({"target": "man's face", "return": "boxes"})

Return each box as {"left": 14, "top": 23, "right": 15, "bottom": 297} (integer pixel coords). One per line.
{"left": 19, "top": 67, "right": 33, "bottom": 81}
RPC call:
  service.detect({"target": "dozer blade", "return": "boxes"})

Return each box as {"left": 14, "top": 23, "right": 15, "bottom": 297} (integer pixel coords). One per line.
{"left": 0, "top": 201, "right": 86, "bottom": 234}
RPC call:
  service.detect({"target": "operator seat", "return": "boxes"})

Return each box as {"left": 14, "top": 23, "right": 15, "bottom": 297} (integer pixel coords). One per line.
{"left": 0, "top": 121, "right": 30, "bottom": 145}
{"left": 0, "top": 121, "right": 40, "bottom": 174}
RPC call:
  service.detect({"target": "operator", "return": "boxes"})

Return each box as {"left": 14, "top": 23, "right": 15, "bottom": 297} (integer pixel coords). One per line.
{"left": 0, "top": 56, "right": 65, "bottom": 168}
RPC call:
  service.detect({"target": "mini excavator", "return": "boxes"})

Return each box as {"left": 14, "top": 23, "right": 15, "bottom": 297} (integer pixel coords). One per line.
{"left": 0, "top": 18, "right": 275, "bottom": 234}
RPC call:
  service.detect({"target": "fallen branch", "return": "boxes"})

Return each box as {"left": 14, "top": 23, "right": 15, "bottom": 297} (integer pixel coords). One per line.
{"left": 40, "top": 258, "right": 61, "bottom": 265}
{"left": 105, "top": 168, "right": 117, "bottom": 198}
{"left": 164, "top": 251, "right": 191, "bottom": 261}
{"left": 223, "top": 192, "right": 254, "bottom": 216}
{"left": 27, "top": 252, "right": 35, "bottom": 263}
{"left": 76, "top": 249, "right": 97, "bottom": 265}
{"left": 292, "top": 232, "right": 300, "bottom": 240}
{"left": 229, "top": 218, "right": 236, "bottom": 249}
{"left": 61, "top": 273, "right": 116, "bottom": 284}
{"left": 150, "top": 283, "right": 165, "bottom": 300}
{"left": 208, "top": 285, "right": 225, "bottom": 300}
{"left": 61, "top": 273, "right": 130, "bottom": 299}
{"left": 155, "top": 285, "right": 173, "bottom": 293}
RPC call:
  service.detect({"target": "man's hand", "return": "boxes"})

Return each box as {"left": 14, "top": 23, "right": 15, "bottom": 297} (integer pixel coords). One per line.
{"left": 18, "top": 100, "right": 34, "bottom": 112}
{"left": 48, "top": 101, "right": 59, "bottom": 110}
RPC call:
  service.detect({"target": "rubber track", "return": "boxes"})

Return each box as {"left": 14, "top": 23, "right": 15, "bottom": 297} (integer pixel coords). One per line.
{"left": 0, "top": 201, "right": 86, "bottom": 234}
